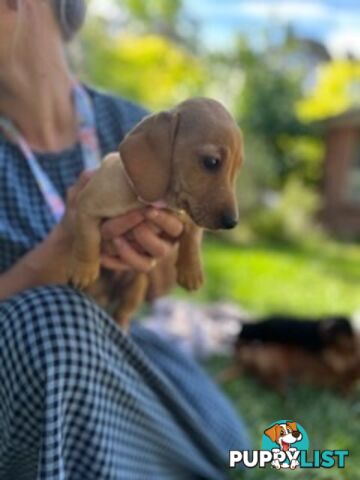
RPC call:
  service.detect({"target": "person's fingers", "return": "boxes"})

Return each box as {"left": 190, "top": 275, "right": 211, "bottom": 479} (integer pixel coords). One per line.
{"left": 132, "top": 223, "right": 172, "bottom": 259}
{"left": 141, "top": 221, "right": 161, "bottom": 235}
{"left": 146, "top": 256, "right": 178, "bottom": 301}
{"left": 113, "top": 237, "right": 157, "bottom": 273}
{"left": 102, "top": 239, "right": 118, "bottom": 256}
{"left": 144, "top": 208, "right": 183, "bottom": 239}
{"left": 100, "top": 254, "right": 131, "bottom": 272}
{"left": 101, "top": 211, "right": 145, "bottom": 240}
{"left": 102, "top": 237, "right": 147, "bottom": 257}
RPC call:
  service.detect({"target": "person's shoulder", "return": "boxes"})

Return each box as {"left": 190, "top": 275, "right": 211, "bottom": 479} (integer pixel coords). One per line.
{"left": 86, "top": 85, "right": 149, "bottom": 136}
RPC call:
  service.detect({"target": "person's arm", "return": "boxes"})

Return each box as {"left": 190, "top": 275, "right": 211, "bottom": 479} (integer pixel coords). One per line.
{"left": 0, "top": 223, "right": 72, "bottom": 301}
{"left": 0, "top": 174, "right": 92, "bottom": 301}
{"left": 0, "top": 174, "right": 183, "bottom": 302}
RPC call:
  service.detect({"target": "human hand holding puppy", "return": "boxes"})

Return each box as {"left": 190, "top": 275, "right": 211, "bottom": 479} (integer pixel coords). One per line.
{"left": 62, "top": 171, "right": 183, "bottom": 275}
{"left": 0, "top": 166, "right": 181, "bottom": 306}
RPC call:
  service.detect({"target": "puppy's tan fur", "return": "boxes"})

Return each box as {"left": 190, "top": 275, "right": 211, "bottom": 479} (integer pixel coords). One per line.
{"left": 68, "top": 98, "right": 243, "bottom": 328}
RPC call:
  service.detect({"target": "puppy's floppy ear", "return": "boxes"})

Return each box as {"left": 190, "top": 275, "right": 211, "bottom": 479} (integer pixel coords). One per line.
{"left": 119, "top": 111, "right": 179, "bottom": 203}
{"left": 286, "top": 421, "right": 297, "bottom": 432}
{"left": 264, "top": 425, "right": 279, "bottom": 443}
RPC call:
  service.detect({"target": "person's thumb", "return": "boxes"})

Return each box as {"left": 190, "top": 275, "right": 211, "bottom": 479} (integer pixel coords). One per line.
{"left": 67, "top": 170, "right": 95, "bottom": 206}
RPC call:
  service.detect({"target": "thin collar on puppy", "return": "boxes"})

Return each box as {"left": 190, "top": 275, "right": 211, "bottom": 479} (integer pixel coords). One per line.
{"left": 120, "top": 158, "right": 168, "bottom": 209}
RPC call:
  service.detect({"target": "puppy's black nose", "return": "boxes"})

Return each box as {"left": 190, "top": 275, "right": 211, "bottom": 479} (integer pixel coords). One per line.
{"left": 220, "top": 212, "right": 238, "bottom": 229}
{"left": 292, "top": 431, "right": 301, "bottom": 438}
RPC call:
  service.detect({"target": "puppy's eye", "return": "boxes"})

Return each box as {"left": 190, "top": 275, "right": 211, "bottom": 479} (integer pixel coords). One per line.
{"left": 280, "top": 430, "right": 284, "bottom": 435}
{"left": 202, "top": 156, "right": 221, "bottom": 172}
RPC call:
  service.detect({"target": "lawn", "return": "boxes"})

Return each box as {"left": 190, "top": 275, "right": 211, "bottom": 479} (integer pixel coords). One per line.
{"left": 197, "top": 239, "right": 360, "bottom": 316}
{"left": 186, "top": 239, "right": 360, "bottom": 479}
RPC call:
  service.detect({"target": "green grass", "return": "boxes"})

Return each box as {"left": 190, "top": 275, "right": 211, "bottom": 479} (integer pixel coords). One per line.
{"left": 187, "top": 239, "right": 360, "bottom": 315}
{"left": 182, "top": 239, "right": 360, "bottom": 479}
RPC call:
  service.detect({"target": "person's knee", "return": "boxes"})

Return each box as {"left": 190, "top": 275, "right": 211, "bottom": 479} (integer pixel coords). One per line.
{"left": 0, "top": 285, "right": 107, "bottom": 376}
{"left": 0, "top": 285, "right": 97, "bottom": 328}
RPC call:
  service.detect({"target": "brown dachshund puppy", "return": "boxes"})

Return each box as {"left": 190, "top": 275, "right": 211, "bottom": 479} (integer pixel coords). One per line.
{"left": 68, "top": 98, "right": 243, "bottom": 328}
{"left": 220, "top": 334, "right": 359, "bottom": 395}
{"left": 230, "top": 341, "right": 360, "bottom": 394}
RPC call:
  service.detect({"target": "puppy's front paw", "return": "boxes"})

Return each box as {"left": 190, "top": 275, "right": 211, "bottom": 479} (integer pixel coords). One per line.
{"left": 177, "top": 266, "right": 204, "bottom": 291}
{"left": 114, "top": 313, "right": 131, "bottom": 333}
{"left": 69, "top": 259, "right": 100, "bottom": 289}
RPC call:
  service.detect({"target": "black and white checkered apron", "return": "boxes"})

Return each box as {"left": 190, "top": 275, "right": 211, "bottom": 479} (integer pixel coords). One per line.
{"left": 0, "top": 88, "right": 250, "bottom": 480}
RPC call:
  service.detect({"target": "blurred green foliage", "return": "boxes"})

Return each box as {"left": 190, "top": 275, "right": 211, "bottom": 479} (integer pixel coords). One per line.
{"left": 122, "top": 0, "right": 182, "bottom": 25}
{"left": 247, "top": 177, "right": 325, "bottom": 246}
{"left": 81, "top": 0, "right": 204, "bottom": 110}
{"left": 235, "top": 38, "right": 309, "bottom": 180}
{"left": 298, "top": 59, "right": 360, "bottom": 120}
{"left": 82, "top": 22, "right": 205, "bottom": 109}
{"left": 80, "top": 0, "right": 360, "bottom": 247}
{"left": 117, "top": 0, "right": 190, "bottom": 42}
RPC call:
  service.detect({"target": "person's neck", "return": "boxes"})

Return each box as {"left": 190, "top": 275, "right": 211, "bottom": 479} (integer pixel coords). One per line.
{"left": 0, "top": 57, "right": 77, "bottom": 153}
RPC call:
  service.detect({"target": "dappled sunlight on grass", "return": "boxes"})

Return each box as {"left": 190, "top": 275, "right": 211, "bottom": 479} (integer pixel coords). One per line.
{"left": 193, "top": 240, "right": 360, "bottom": 315}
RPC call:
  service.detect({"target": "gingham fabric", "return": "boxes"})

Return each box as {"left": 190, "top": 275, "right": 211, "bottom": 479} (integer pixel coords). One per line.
{"left": 0, "top": 88, "right": 250, "bottom": 480}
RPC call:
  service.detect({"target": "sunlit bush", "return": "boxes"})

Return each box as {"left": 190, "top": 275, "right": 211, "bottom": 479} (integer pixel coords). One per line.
{"left": 297, "top": 60, "right": 360, "bottom": 121}
{"left": 248, "top": 177, "right": 326, "bottom": 246}
{"left": 81, "top": 21, "right": 205, "bottom": 109}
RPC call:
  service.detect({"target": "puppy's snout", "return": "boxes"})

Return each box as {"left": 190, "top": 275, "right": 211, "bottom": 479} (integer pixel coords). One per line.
{"left": 292, "top": 431, "right": 301, "bottom": 438}
{"left": 220, "top": 211, "right": 238, "bottom": 229}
